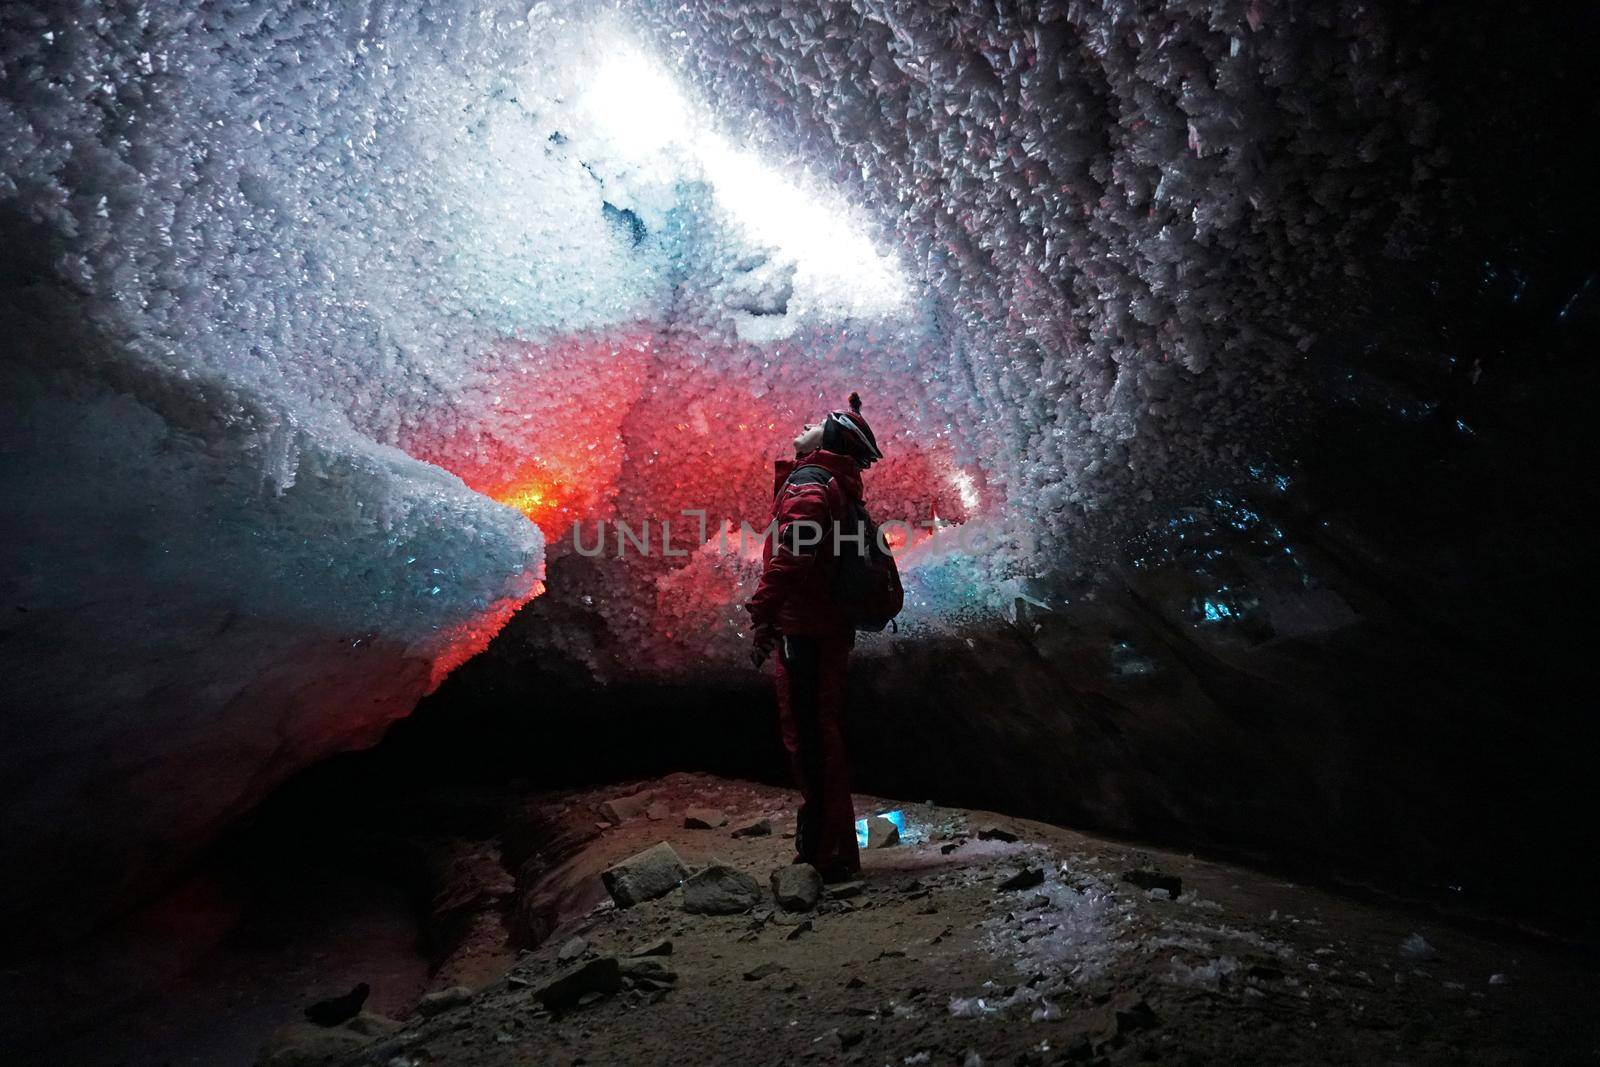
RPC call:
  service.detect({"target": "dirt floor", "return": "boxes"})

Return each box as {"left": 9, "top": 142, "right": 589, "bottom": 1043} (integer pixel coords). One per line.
{"left": 246, "top": 772, "right": 1598, "bottom": 1067}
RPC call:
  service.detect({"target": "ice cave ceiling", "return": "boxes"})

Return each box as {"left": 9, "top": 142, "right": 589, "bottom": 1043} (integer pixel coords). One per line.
{"left": 0, "top": 0, "right": 1506, "bottom": 931}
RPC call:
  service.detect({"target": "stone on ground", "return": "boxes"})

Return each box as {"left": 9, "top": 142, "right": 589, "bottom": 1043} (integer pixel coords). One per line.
{"left": 743, "top": 961, "right": 786, "bottom": 981}
{"left": 770, "top": 864, "right": 824, "bottom": 911}
{"left": 867, "top": 814, "right": 900, "bottom": 848}
{"left": 683, "top": 807, "right": 728, "bottom": 829}
{"left": 601, "top": 842, "right": 687, "bottom": 907}
{"left": 1400, "top": 933, "right": 1437, "bottom": 961}
{"left": 619, "top": 955, "right": 677, "bottom": 988}
{"left": 998, "top": 867, "right": 1045, "bottom": 891}
{"left": 532, "top": 956, "right": 622, "bottom": 1013}
{"left": 683, "top": 863, "right": 764, "bottom": 915}
{"left": 731, "top": 817, "right": 772, "bottom": 838}
{"left": 416, "top": 986, "right": 473, "bottom": 1017}
{"left": 556, "top": 936, "right": 588, "bottom": 961}
{"left": 598, "top": 789, "right": 655, "bottom": 825}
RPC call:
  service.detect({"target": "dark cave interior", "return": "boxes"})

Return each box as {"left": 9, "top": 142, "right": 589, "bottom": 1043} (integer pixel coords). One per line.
{"left": 2, "top": 0, "right": 1599, "bottom": 1063}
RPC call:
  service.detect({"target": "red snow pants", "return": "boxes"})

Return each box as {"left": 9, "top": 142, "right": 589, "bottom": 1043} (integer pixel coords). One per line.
{"left": 774, "top": 633, "right": 860, "bottom": 881}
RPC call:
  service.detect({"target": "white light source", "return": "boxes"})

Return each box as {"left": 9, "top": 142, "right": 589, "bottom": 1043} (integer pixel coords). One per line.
{"left": 696, "top": 133, "right": 907, "bottom": 313}
{"left": 580, "top": 44, "right": 907, "bottom": 319}
{"left": 583, "top": 50, "right": 692, "bottom": 155}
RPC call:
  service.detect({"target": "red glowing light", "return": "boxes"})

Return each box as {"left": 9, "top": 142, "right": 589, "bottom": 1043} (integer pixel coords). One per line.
{"left": 392, "top": 324, "right": 985, "bottom": 675}
{"left": 482, "top": 461, "right": 581, "bottom": 531}
{"left": 399, "top": 329, "right": 655, "bottom": 545}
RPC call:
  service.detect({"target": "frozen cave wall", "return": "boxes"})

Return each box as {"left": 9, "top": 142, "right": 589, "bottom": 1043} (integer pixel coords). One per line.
{"left": 0, "top": 0, "right": 1487, "bottom": 935}
{"left": 424, "top": 0, "right": 1600, "bottom": 932}
{"left": 2, "top": 0, "right": 953, "bottom": 930}
{"left": 628, "top": 0, "right": 1434, "bottom": 550}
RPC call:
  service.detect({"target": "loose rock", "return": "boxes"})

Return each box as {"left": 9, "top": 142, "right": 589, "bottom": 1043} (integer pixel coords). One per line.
{"left": 601, "top": 842, "right": 687, "bottom": 908}
{"left": 771, "top": 864, "right": 824, "bottom": 911}
{"left": 619, "top": 956, "right": 677, "bottom": 988}
{"left": 683, "top": 863, "right": 764, "bottom": 915}
{"left": 731, "top": 817, "right": 773, "bottom": 838}
{"left": 744, "top": 961, "right": 786, "bottom": 981}
{"left": 683, "top": 807, "right": 728, "bottom": 829}
{"left": 1400, "top": 933, "right": 1438, "bottom": 961}
{"left": 557, "top": 936, "right": 588, "bottom": 961}
{"left": 977, "top": 827, "right": 1019, "bottom": 843}
{"left": 598, "top": 789, "right": 655, "bottom": 825}
{"left": 998, "top": 868, "right": 1045, "bottom": 891}
{"left": 532, "top": 957, "right": 622, "bottom": 1013}
{"left": 416, "top": 986, "right": 474, "bottom": 1017}
{"left": 866, "top": 814, "right": 900, "bottom": 849}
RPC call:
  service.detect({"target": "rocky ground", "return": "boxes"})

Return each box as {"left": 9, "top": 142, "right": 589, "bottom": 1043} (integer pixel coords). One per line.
{"left": 252, "top": 772, "right": 1596, "bottom": 1067}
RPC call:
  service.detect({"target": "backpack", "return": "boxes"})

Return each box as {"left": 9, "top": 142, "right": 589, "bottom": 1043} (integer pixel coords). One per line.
{"left": 782, "top": 465, "right": 904, "bottom": 633}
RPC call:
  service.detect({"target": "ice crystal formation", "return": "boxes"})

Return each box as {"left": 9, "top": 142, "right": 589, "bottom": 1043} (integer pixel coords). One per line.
{"left": 0, "top": 0, "right": 1427, "bottom": 921}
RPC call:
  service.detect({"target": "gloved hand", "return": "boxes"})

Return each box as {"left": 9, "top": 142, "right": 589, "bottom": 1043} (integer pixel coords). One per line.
{"left": 750, "top": 624, "right": 779, "bottom": 669}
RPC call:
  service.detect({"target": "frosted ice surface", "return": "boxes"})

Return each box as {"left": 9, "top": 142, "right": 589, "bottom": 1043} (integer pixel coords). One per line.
{"left": 1, "top": 0, "right": 1432, "bottom": 676}
{"left": 1167, "top": 954, "right": 1241, "bottom": 989}
{"left": 963, "top": 857, "right": 1135, "bottom": 985}
{"left": 0, "top": 0, "right": 1432, "bottom": 910}
{"left": 626, "top": 0, "right": 1431, "bottom": 548}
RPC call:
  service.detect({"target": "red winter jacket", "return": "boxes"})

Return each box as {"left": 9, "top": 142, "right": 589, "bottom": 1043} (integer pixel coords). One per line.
{"left": 745, "top": 448, "right": 863, "bottom": 639}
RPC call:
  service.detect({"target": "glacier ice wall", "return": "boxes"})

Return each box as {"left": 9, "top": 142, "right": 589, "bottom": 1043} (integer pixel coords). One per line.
{"left": 502, "top": 0, "right": 1433, "bottom": 676}
{"left": 1, "top": 0, "right": 1429, "bottom": 929}
{"left": 0, "top": 2, "right": 648, "bottom": 928}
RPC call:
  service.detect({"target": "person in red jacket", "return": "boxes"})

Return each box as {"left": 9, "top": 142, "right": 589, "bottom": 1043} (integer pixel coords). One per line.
{"left": 746, "top": 393, "right": 883, "bottom": 882}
